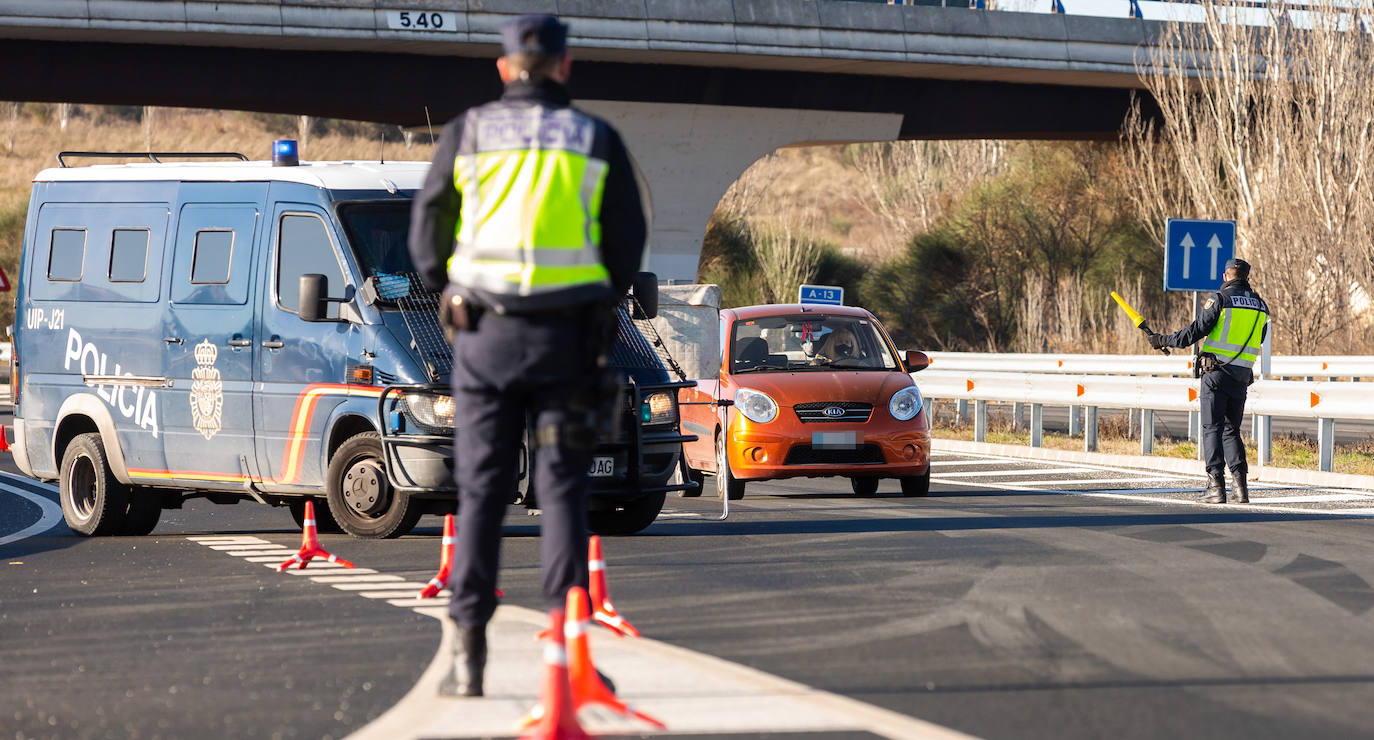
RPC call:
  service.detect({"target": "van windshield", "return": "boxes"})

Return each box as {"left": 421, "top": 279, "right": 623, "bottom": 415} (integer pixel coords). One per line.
{"left": 337, "top": 201, "right": 419, "bottom": 281}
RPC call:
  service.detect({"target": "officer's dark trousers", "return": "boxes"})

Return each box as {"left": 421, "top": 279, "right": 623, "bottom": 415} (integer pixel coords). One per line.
{"left": 448, "top": 310, "right": 598, "bottom": 627}
{"left": 1200, "top": 368, "right": 1249, "bottom": 475}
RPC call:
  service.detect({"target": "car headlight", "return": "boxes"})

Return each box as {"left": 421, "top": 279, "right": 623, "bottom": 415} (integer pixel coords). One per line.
{"left": 404, "top": 392, "right": 455, "bottom": 429}
{"left": 640, "top": 391, "right": 678, "bottom": 426}
{"left": 734, "top": 388, "right": 778, "bottom": 424}
{"left": 889, "top": 385, "right": 924, "bottom": 421}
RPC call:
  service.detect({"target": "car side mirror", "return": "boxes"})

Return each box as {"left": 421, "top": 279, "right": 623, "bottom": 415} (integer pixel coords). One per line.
{"left": 905, "top": 349, "right": 931, "bottom": 373}
{"left": 631, "top": 271, "right": 658, "bottom": 320}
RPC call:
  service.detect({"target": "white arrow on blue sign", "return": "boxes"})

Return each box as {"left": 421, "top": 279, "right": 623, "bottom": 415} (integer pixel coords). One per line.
{"left": 1164, "top": 219, "right": 1235, "bottom": 292}
{"left": 798, "top": 284, "right": 844, "bottom": 305}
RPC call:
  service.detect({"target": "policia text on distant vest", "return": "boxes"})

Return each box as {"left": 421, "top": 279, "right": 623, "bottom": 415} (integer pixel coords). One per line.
{"left": 1149, "top": 258, "right": 1269, "bottom": 504}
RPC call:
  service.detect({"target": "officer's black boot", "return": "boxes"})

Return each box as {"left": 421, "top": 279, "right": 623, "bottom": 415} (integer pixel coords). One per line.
{"left": 1229, "top": 466, "right": 1249, "bottom": 504}
{"left": 1199, "top": 470, "right": 1226, "bottom": 504}
{"left": 438, "top": 622, "right": 486, "bottom": 697}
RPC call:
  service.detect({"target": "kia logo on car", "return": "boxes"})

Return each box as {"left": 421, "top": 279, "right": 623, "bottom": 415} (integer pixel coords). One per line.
{"left": 823, "top": 406, "right": 845, "bottom": 417}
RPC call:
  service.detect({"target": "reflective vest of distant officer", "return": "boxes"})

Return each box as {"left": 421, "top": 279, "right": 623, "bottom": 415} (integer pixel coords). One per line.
{"left": 1150, "top": 258, "right": 1269, "bottom": 505}
{"left": 407, "top": 13, "right": 648, "bottom": 698}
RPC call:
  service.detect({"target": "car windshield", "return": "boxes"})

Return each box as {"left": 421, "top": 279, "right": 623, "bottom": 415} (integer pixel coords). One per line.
{"left": 337, "top": 201, "right": 418, "bottom": 283}
{"left": 730, "top": 314, "right": 898, "bottom": 373}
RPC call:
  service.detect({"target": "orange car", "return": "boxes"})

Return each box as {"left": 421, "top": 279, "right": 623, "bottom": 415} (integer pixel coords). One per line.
{"left": 679, "top": 304, "right": 931, "bottom": 499}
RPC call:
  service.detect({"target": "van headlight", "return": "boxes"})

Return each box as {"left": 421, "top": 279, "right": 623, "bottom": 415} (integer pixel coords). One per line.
{"left": 734, "top": 388, "right": 778, "bottom": 424}
{"left": 404, "top": 392, "right": 455, "bottom": 430}
{"left": 639, "top": 391, "right": 678, "bottom": 426}
{"left": 889, "top": 386, "right": 923, "bottom": 421}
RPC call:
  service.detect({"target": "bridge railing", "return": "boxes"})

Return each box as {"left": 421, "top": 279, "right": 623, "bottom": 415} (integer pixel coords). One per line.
{"left": 911, "top": 352, "right": 1374, "bottom": 471}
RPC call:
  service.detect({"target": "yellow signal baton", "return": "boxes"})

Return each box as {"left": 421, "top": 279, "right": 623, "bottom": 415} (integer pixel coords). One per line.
{"left": 1110, "top": 291, "right": 1170, "bottom": 355}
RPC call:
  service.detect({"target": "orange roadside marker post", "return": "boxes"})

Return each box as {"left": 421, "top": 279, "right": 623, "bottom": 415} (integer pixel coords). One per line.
{"left": 277, "top": 500, "right": 356, "bottom": 572}
{"left": 518, "top": 608, "right": 594, "bottom": 740}
{"left": 418, "top": 513, "right": 456, "bottom": 599}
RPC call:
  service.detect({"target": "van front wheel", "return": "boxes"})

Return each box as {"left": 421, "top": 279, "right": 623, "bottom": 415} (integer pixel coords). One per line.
{"left": 59, "top": 433, "right": 129, "bottom": 536}
{"left": 326, "top": 432, "right": 421, "bottom": 539}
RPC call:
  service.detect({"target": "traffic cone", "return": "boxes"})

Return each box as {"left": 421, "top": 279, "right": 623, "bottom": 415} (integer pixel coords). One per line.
{"left": 276, "top": 500, "right": 356, "bottom": 572}
{"left": 564, "top": 586, "right": 664, "bottom": 729}
{"left": 588, "top": 536, "right": 639, "bottom": 637}
{"left": 518, "top": 608, "right": 593, "bottom": 740}
{"left": 0, "top": 425, "right": 10, "bottom": 453}
{"left": 418, "top": 514, "right": 456, "bottom": 599}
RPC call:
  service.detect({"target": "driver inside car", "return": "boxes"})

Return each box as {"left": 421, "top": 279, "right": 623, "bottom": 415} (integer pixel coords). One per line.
{"left": 812, "top": 327, "right": 859, "bottom": 365}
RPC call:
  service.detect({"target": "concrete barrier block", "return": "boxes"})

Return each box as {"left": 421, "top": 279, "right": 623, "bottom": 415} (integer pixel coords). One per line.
{"left": 90, "top": 0, "right": 185, "bottom": 23}
{"left": 568, "top": 17, "right": 651, "bottom": 44}
{"left": 187, "top": 2, "right": 283, "bottom": 27}
{"left": 820, "top": 28, "right": 906, "bottom": 55}
{"left": 558, "top": 0, "right": 647, "bottom": 20}
{"left": 981, "top": 10, "right": 1069, "bottom": 42}
{"left": 898, "top": 5, "right": 989, "bottom": 38}
{"left": 1062, "top": 13, "right": 1146, "bottom": 44}
{"left": 5, "top": 0, "right": 89, "bottom": 19}
{"left": 732, "top": 0, "right": 822, "bottom": 27}
{"left": 818, "top": 0, "right": 904, "bottom": 32}
{"left": 376, "top": 0, "right": 469, "bottom": 10}
{"left": 646, "top": 19, "right": 736, "bottom": 46}
{"left": 646, "top": 0, "right": 735, "bottom": 24}
{"left": 281, "top": 5, "right": 373, "bottom": 31}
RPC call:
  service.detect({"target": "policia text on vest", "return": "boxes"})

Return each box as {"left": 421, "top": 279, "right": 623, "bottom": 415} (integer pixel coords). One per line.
{"left": 1149, "top": 258, "right": 1269, "bottom": 505}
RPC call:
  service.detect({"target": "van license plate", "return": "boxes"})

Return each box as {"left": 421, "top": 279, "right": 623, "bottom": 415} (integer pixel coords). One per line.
{"left": 589, "top": 456, "right": 615, "bottom": 477}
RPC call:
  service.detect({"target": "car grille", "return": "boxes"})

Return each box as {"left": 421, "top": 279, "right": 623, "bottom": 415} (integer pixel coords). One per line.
{"left": 783, "top": 444, "right": 886, "bottom": 465}
{"left": 794, "top": 401, "right": 873, "bottom": 424}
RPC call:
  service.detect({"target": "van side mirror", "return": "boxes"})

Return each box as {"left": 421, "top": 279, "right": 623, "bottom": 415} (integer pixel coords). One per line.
{"left": 904, "top": 350, "right": 931, "bottom": 373}
{"left": 299, "top": 274, "right": 329, "bottom": 322}
{"left": 631, "top": 271, "right": 658, "bottom": 320}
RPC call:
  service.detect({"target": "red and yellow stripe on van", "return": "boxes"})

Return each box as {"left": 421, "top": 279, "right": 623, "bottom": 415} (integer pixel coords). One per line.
{"left": 127, "top": 383, "right": 386, "bottom": 486}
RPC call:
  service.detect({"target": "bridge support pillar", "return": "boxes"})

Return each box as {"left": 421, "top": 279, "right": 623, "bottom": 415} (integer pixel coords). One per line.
{"left": 583, "top": 102, "right": 902, "bottom": 282}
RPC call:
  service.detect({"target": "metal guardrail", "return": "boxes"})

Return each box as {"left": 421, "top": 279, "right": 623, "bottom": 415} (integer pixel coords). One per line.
{"left": 912, "top": 352, "right": 1374, "bottom": 471}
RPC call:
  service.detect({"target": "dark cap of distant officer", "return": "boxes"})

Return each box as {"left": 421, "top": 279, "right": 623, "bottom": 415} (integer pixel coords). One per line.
{"left": 1224, "top": 258, "right": 1251, "bottom": 280}
{"left": 501, "top": 14, "right": 568, "bottom": 57}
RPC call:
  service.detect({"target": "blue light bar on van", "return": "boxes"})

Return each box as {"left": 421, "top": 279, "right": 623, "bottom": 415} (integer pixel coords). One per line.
{"left": 272, "top": 139, "right": 299, "bottom": 167}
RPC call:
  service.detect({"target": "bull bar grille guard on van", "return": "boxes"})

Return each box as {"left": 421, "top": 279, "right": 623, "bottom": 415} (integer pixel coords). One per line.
{"left": 377, "top": 380, "right": 701, "bottom": 499}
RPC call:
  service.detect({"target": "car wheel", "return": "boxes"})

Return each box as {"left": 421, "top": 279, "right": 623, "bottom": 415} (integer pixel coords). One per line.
{"left": 678, "top": 464, "right": 705, "bottom": 498}
{"left": 120, "top": 487, "right": 163, "bottom": 536}
{"left": 714, "top": 432, "right": 746, "bottom": 501}
{"left": 59, "top": 432, "right": 129, "bottom": 536}
{"left": 900, "top": 470, "right": 931, "bottom": 497}
{"left": 588, "top": 493, "right": 666, "bottom": 535}
{"left": 326, "top": 432, "right": 421, "bottom": 538}
{"left": 289, "top": 498, "right": 343, "bottom": 534}
{"left": 850, "top": 477, "right": 880, "bottom": 497}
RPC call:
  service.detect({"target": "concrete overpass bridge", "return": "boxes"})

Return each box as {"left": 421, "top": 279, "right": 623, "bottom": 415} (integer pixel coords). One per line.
{"left": 0, "top": 0, "right": 1175, "bottom": 279}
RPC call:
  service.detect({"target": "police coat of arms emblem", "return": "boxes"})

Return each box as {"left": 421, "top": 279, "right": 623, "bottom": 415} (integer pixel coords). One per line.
{"left": 190, "top": 339, "right": 223, "bottom": 440}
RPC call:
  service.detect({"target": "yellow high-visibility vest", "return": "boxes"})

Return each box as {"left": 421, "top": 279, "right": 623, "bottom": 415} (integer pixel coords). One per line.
{"left": 447, "top": 105, "right": 611, "bottom": 298}
{"left": 1201, "top": 294, "right": 1268, "bottom": 369}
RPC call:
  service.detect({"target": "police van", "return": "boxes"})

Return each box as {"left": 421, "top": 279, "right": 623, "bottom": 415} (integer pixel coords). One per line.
{"left": 11, "top": 143, "right": 696, "bottom": 538}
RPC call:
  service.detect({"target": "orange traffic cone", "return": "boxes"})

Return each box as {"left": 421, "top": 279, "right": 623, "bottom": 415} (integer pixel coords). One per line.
{"left": 0, "top": 425, "right": 10, "bottom": 453}
{"left": 564, "top": 586, "right": 664, "bottom": 729}
{"left": 418, "top": 513, "right": 456, "bottom": 599}
{"left": 277, "top": 500, "right": 356, "bottom": 572}
{"left": 588, "top": 536, "right": 639, "bottom": 637}
{"left": 518, "top": 608, "right": 593, "bottom": 740}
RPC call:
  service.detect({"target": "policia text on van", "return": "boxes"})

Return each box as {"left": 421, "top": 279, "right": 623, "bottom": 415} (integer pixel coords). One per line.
{"left": 11, "top": 147, "right": 695, "bottom": 538}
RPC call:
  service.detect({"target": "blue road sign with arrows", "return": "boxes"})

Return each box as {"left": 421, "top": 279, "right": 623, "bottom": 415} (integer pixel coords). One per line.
{"left": 798, "top": 284, "right": 844, "bottom": 306}
{"left": 1164, "top": 219, "right": 1235, "bottom": 292}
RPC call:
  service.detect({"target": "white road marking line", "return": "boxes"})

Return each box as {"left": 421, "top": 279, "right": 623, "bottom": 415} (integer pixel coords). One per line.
{"left": 224, "top": 549, "right": 296, "bottom": 557}
{"left": 308, "top": 573, "right": 398, "bottom": 583}
{"left": 186, "top": 536, "right": 268, "bottom": 543}
{"left": 207, "top": 543, "right": 283, "bottom": 551}
{"left": 386, "top": 598, "right": 448, "bottom": 608}
{"left": 934, "top": 458, "right": 1028, "bottom": 467}
{"left": 278, "top": 562, "right": 348, "bottom": 572}
{"left": 243, "top": 555, "right": 301, "bottom": 563}
{"left": 0, "top": 481, "right": 64, "bottom": 547}
{"left": 1251, "top": 494, "right": 1374, "bottom": 504}
{"left": 1010, "top": 477, "right": 1193, "bottom": 487}
{"left": 357, "top": 590, "right": 439, "bottom": 599}
{"left": 330, "top": 581, "right": 431, "bottom": 591}
{"left": 935, "top": 466, "right": 1097, "bottom": 478}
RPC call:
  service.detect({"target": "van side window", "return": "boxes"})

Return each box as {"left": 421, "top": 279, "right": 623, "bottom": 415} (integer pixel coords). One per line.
{"left": 109, "top": 229, "right": 150, "bottom": 283}
{"left": 191, "top": 230, "right": 234, "bottom": 284}
{"left": 48, "top": 229, "right": 86, "bottom": 281}
{"left": 277, "top": 214, "right": 345, "bottom": 318}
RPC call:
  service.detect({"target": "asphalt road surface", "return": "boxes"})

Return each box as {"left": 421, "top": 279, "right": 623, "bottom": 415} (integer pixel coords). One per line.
{"left": 5, "top": 424, "right": 1374, "bottom": 739}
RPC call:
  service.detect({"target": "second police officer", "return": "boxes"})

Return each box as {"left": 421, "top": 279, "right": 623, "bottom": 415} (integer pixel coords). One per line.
{"left": 1149, "top": 258, "right": 1269, "bottom": 505}
{"left": 408, "top": 14, "right": 649, "bottom": 696}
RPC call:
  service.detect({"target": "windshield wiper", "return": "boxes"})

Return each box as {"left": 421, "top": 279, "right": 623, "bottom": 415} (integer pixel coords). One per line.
{"left": 734, "top": 365, "right": 786, "bottom": 373}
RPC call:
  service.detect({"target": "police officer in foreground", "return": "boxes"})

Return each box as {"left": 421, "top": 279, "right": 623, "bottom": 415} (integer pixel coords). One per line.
{"left": 1149, "top": 258, "right": 1269, "bottom": 504}
{"left": 408, "top": 14, "right": 648, "bottom": 696}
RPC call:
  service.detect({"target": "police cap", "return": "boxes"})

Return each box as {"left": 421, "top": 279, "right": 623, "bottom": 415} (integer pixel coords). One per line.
{"left": 501, "top": 14, "right": 568, "bottom": 57}
{"left": 1224, "top": 258, "right": 1251, "bottom": 279}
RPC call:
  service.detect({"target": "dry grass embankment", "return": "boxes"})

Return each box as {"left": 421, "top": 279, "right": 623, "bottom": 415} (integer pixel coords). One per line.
{"left": 928, "top": 401, "right": 1374, "bottom": 476}
{"left": 0, "top": 105, "right": 436, "bottom": 331}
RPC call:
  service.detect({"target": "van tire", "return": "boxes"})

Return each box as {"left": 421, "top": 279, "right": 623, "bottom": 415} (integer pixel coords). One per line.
{"left": 326, "top": 432, "right": 421, "bottom": 539}
{"left": 588, "top": 493, "right": 666, "bottom": 536}
{"left": 59, "top": 433, "right": 129, "bottom": 536}
{"left": 288, "top": 498, "right": 343, "bottom": 534}
{"left": 120, "top": 488, "right": 163, "bottom": 536}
